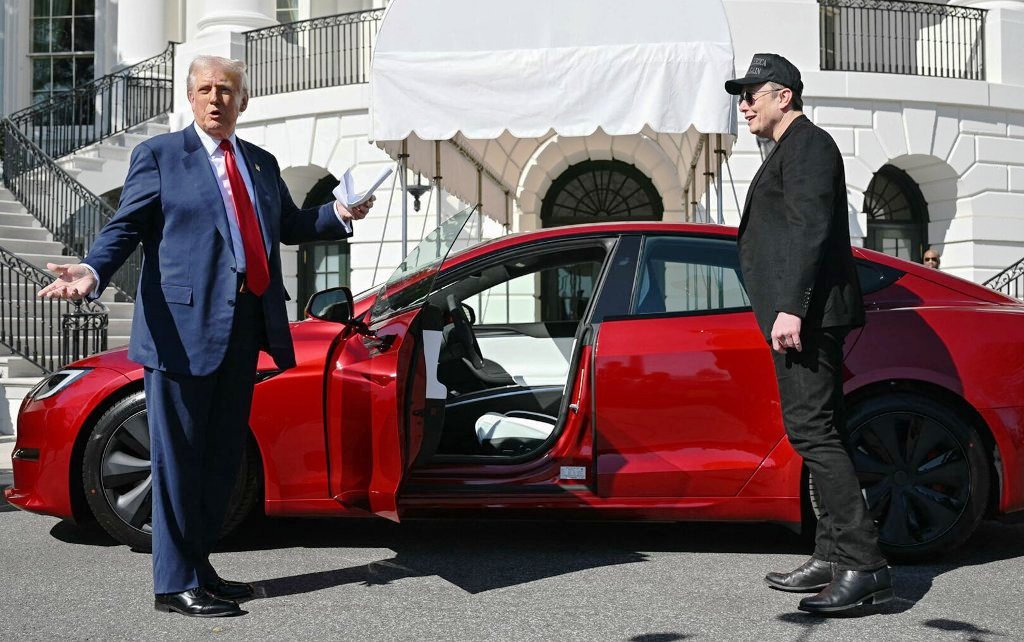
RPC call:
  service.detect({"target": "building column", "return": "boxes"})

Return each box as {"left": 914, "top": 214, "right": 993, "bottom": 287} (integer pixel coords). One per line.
{"left": 195, "top": 0, "right": 277, "bottom": 35}
{"left": 172, "top": 0, "right": 276, "bottom": 121}
{"left": 117, "top": 2, "right": 169, "bottom": 66}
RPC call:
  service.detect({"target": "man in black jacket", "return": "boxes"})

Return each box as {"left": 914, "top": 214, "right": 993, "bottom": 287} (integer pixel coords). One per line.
{"left": 725, "top": 54, "right": 892, "bottom": 614}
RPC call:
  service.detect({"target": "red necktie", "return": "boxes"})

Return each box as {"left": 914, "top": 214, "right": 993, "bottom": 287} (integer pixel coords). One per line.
{"left": 220, "top": 139, "right": 269, "bottom": 296}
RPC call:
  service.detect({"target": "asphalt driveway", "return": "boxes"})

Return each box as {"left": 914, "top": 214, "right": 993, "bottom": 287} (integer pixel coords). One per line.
{"left": 1, "top": 477, "right": 1023, "bottom": 641}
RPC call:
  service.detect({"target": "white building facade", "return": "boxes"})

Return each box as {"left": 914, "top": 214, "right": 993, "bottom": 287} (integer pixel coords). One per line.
{"left": 1, "top": 0, "right": 1023, "bottom": 317}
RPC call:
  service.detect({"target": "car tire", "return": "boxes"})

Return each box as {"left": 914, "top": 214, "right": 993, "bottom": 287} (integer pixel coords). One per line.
{"left": 809, "top": 392, "right": 990, "bottom": 562}
{"left": 81, "top": 391, "right": 261, "bottom": 552}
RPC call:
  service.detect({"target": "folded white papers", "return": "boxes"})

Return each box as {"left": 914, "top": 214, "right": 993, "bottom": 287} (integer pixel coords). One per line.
{"left": 332, "top": 166, "right": 394, "bottom": 209}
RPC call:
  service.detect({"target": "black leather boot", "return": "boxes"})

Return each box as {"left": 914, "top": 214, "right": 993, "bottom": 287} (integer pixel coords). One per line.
{"left": 765, "top": 557, "right": 834, "bottom": 592}
{"left": 798, "top": 567, "right": 894, "bottom": 614}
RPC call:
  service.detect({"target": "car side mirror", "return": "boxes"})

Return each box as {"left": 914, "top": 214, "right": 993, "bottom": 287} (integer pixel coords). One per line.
{"left": 305, "top": 286, "right": 354, "bottom": 324}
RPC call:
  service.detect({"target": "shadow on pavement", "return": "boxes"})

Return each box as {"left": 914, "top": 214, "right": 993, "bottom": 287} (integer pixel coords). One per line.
{"left": 230, "top": 518, "right": 720, "bottom": 596}
{"left": 41, "top": 507, "right": 1024, "bottom": 632}
{"left": 49, "top": 519, "right": 121, "bottom": 547}
{"left": 238, "top": 516, "right": 808, "bottom": 597}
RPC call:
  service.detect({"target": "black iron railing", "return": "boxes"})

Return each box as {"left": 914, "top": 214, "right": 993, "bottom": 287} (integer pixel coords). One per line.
{"left": 0, "top": 120, "right": 139, "bottom": 301}
{"left": 0, "top": 245, "right": 108, "bottom": 374}
{"left": 985, "top": 257, "right": 1024, "bottom": 300}
{"left": 7, "top": 43, "right": 174, "bottom": 160}
{"left": 245, "top": 9, "right": 384, "bottom": 97}
{"left": 819, "top": 0, "right": 986, "bottom": 80}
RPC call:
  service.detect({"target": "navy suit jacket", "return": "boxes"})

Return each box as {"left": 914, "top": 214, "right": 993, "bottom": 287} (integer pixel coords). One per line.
{"left": 85, "top": 125, "right": 350, "bottom": 376}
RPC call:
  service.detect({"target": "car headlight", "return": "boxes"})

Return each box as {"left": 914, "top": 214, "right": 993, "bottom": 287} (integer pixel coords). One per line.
{"left": 27, "top": 368, "right": 92, "bottom": 401}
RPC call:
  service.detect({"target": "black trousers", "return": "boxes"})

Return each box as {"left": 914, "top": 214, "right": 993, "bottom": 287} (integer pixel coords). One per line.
{"left": 146, "top": 287, "right": 264, "bottom": 594}
{"left": 773, "top": 328, "right": 886, "bottom": 571}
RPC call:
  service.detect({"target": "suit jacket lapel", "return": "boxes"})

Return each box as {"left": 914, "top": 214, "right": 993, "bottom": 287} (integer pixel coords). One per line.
{"left": 738, "top": 115, "right": 808, "bottom": 233}
{"left": 182, "top": 126, "right": 233, "bottom": 248}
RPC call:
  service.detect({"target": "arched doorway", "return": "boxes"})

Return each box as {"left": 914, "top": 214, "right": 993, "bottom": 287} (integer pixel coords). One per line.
{"left": 539, "top": 160, "right": 663, "bottom": 319}
{"left": 864, "top": 164, "right": 929, "bottom": 263}
{"left": 296, "top": 173, "right": 350, "bottom": 317}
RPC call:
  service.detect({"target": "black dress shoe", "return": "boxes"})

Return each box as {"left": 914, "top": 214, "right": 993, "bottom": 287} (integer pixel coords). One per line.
{"left": 205, "top": 577, "right": 255, "bottom": 601}
{"left": 154, "top": 588, "right": 243, "bottom": 618}
{"left": 798, "top": 567, "right": 894, "bottom": 614}
{"left": 765, "top": 558, "right": 834, "bottom": 593}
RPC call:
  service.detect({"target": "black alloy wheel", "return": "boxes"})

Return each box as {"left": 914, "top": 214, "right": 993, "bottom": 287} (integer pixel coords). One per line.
{"left": 98, "top": 407, "right": 153, "bottom": 536}
{"left": 81, "top": 391, "right": 261, "bottom": 551}
{"left": 810, "top": 393, "right": 990, "bottom": 561}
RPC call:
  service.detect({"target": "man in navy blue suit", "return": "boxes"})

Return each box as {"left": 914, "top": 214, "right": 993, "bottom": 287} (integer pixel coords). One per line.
{"left": 38, "top": 55, "right": 373, "bottom": 617}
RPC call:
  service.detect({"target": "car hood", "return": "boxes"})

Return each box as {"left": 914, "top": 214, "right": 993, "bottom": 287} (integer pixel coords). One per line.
{"left": 65, "top": 315, "right": 366, "bottom": 376}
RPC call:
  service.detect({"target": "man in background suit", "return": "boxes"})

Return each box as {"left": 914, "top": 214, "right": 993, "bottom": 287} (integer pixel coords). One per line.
{"left": 39, "top": 55, "right": 373, "bottom": 617}
{"left": 725, "top": 54, "right": 892, "bottom": 614}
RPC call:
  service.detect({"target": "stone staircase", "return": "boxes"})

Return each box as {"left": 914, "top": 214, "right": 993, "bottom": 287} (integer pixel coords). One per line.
{"left": 55, "top": 114, "right": 171, "bottom": 197}
{"left": 0, "top": 187, "right": 135, "bottom": 434}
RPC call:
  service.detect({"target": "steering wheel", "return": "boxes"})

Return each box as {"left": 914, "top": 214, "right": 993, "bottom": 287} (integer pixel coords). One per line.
{"left": 446, "top": 297, "right": 484, "bottom": 369}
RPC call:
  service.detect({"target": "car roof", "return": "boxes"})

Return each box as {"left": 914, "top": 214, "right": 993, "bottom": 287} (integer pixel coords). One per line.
{"left": 445, "top": 221, "right": 738, "bottom": 265}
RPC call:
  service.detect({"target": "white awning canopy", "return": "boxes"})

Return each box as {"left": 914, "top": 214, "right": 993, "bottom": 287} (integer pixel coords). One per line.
{"left": 370, "top": 0, "right": 738, "bottom": 224}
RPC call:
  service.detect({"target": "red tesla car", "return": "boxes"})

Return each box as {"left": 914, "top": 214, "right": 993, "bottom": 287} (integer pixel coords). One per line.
{"left": 7, "top": 209, "right": 1024, "bottom": 561}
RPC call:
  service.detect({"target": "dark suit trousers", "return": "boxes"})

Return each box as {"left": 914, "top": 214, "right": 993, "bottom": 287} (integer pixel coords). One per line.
{"left": 145, "top": 289, "right": 263, "bottom": 594}
{"left": 773, "top": 329, "right": 886, "bottom": 571}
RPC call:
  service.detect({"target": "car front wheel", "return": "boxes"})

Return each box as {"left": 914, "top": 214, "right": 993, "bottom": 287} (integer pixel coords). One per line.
{"left": 81, "top": 391, "right": 261, "bottom": 551}
{"left": 809, "top": 392, "right": 990, "bottom": 562}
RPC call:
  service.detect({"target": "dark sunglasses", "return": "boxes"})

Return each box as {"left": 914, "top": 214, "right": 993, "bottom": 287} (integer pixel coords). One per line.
{"left": 739, "top": 87, "right": 782, "bottom": 105}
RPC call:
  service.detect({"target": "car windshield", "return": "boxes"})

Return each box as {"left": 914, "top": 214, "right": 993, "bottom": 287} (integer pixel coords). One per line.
{"left": 368, "top": 206, "right": 477, "bottom": 324}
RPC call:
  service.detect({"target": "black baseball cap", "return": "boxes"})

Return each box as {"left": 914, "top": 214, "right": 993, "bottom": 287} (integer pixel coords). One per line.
{"left": 725, "top": 53, "right": 803, "bottom": 95}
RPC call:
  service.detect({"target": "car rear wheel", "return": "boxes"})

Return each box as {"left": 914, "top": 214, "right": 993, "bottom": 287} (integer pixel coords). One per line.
{"left": 809, "top": 392, "right": 990, "bottom": 562}
{"left": 81, "top": 391, "right": 261, "bottom": 551}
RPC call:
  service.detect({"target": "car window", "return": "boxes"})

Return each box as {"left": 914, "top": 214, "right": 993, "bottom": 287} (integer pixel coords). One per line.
{"left": 432, "top": 245, "right": 608, "bottom": 325}
{"left": 632, "top": 236, "right": 750, "bottom": 316}
{"left": 471, "top": 260, "right": 604, "bottom": 324}
{"left": 856, "top": 259, "right": 905, "bottom": 294}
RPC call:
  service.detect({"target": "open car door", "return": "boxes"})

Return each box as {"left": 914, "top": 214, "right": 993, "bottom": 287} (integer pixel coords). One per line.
{"left": 326, "top": 208, "right": 475, "bottom": 521}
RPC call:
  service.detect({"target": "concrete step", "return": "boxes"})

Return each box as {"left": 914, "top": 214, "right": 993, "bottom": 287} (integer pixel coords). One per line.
{"left": 121, "top": 133, "right": 150, "bottom": 147}
{"left": 0, "top": 200, "right": 28, "bottom": 214}
{"left": 0, "top": 316, "right": 133, "bottom": 335}
{"left": 1, "top": 376, "right": 45, "bottom": 436}
{"left": 0, "top": 299, "right": 133, "bottom": 321}
{"left": 0, "top": 211, "right": 38, "bottom": 227}
{"left": 14, "top": 253, "right": 80, "bottom": 271}
{"left": 141, "top": 121, "right": 170, "bottom": 137}
{"left": 0, "top": 238, "right": 66, "bottom": 256}
{"left": 0, "top": 337, "right": 128, "bottom": 357}
{"left": 100, "top": 302, "right": 135, "bottom": 319}
{"left": 0, "top": 189, "right": 17, "bottom": 201}
{"left": 95, "top": 143, "right": 131, "bottom": 162}
{"left": 0, "top": 224, "right": 51, "bottom": 241}
{"left": 71, "top": 156, "right": 107, "bottom": 172}
{"left": 0, "top": 288, "right": 134, "bottom": 314}
{"left": 0, "top": 356, "right": 48, "bottom": 378}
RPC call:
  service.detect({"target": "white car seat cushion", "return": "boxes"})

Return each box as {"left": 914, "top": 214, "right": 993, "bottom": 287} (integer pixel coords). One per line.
{"left": 475, "top": 411, "right": 557, "bottom": 445}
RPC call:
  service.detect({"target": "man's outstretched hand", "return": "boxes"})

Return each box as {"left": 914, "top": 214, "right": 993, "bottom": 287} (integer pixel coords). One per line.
{"left": 37, "top": 263, "right": 97, "bottom": 301}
